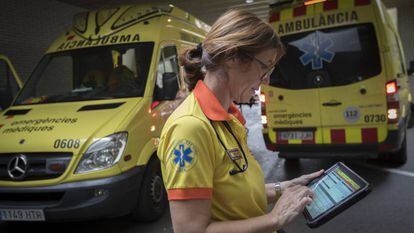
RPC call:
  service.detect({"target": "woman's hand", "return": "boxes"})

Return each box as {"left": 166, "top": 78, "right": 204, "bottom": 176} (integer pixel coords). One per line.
{"left": 281, "top": 169, "right": 324, "bottom": 192}
{"left": 269, "top": 185, "right": 314, "bottom": 229}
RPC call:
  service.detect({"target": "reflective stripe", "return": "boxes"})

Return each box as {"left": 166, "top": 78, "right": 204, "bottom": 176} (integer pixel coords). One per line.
{"left": 168, "top": 188, "right": 213, "bottom": 200}
{"left": 280, "top": 8, "right": 294, "bottom": 20}
{"left": 269, "top": 127, "right": 385, "bottom": 145}
{"left": 293, "top": 5, "right": 307, "bottom": 17}
{"left": 324, "top": 0, "right": 339, "bottom": 11}
{"left": 331, "top": 129, "right": 346, "bottom": 144}
{"left": 272, "top": 0, "right": 369, "bottom": 21}
{"left": 361, "top": 128, "right": 378, "bottom": 143}
{"left": 345, "top": 127, "right": 362, "bottom": 143}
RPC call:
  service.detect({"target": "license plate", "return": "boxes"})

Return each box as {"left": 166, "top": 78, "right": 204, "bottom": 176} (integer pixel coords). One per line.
{"left": 279, "top": 131, "right": 314, "bottom": 140}
{"left": 0, "top": 209, "right": 45, "bottom": 221}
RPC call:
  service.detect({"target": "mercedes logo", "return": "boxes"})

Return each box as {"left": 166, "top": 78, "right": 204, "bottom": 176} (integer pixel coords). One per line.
{"left": 7, "top": 154, "right": 28, "bottom": 180}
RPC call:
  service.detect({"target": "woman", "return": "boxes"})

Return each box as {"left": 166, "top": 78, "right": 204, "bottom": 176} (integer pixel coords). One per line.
{"left": 157, "top": 10, "right": 323, "bottom": 233}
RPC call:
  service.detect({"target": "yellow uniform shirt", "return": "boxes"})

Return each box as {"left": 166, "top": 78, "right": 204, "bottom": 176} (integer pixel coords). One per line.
{"left": 157, "top": 80, "right": 267, "bottom": 221}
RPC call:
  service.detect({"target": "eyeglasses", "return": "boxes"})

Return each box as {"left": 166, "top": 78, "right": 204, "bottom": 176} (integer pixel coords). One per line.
{"left": 243, "top": 52, "right": 276, "bottom": 84}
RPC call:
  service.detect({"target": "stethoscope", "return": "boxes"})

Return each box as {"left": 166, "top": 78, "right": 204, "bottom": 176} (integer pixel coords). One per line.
{"left": 209, "top": 119, "right": 249, "bottom": 175}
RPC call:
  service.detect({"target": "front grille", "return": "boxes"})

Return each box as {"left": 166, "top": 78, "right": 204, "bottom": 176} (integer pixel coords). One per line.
{"left": 0, "top": 152, "right": 72, "bottom": 181}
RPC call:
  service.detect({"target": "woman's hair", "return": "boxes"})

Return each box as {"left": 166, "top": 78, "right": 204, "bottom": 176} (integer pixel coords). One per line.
{"left": 179, "top": 9, "right": 285, "bottom": 91}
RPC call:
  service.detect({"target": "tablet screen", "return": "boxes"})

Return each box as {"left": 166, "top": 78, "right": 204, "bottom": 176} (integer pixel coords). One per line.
{"left": 305, "top": 164, "right": 363, "bottom": 219}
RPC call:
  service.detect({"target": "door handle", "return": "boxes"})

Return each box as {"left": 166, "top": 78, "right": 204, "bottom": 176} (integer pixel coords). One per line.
{"left": 322, "top": 101, "right": 342, "bottom": 107}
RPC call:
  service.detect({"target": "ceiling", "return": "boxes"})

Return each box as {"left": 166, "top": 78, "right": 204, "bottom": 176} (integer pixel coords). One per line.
{"left": 57, "top": 0, "right": 413, "bottom": 25}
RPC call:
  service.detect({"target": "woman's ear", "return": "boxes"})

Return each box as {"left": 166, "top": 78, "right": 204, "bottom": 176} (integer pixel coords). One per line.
{"left": 224, "top": 58, "right": 238, "bottom": 70}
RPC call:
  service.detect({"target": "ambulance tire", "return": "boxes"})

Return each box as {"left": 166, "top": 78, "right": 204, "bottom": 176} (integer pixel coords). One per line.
{"left": 284, "top": 158, "right": 300, "bottom": 164}
{"left": 130, "top": 156, "right": 168, "bottom": 222}
{"left": 408, "top": 103, "right": 414, "bottom": 129}
{"left": 387, "top": 133, "right": 407, "bottom": 165}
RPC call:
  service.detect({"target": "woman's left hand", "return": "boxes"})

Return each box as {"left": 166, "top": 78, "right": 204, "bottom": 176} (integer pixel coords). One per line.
{"left": 281, "top": 169, "right": 324, "bottom": 191}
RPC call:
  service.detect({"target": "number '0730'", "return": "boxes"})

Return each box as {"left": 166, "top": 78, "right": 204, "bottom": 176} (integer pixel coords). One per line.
{"left": 364, "top": 114, "right": 386, "bottom": 123}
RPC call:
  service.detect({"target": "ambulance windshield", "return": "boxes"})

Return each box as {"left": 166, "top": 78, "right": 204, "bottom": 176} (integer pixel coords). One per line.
{"left": 14, "top": 42, "right": 154, "bottom": 105}
{"left": 270, "top": 23, "right": 381, "bottom": 89}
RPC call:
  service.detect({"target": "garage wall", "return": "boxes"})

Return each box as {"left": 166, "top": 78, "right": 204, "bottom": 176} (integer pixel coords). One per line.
{"left": 0, "top": 0, "right": 82, "bottom": 81}
{"left": 398, "top": 5, "right": 414, "bottom": 70}
{"left": 1, "top": 0, "right": 412, "bottom": 80}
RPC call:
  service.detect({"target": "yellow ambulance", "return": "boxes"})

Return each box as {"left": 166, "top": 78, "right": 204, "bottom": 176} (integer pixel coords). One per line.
{"left": 0, "top": 4, "right": 209, "bottom": 222}
{"left": 262, "top": 0, "right": 412, "bottom": 164}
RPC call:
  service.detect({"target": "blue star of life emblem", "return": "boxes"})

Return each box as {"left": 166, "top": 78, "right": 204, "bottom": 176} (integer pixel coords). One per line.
{"left": 171, "top": 140, "right": 196, "bottom": 172}
{"left": 297, "top": 31, "right": 335, "bottom": 70}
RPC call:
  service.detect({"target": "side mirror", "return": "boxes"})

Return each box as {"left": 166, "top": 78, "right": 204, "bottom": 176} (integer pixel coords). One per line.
{"left": 408, "top": 60, "right": 414, "bottom": 76}
{"left": 0, "top": 88, "right": 13, "bottom": 111}
{"left": 0, "top": 57, "right": 21, "bottom": 111}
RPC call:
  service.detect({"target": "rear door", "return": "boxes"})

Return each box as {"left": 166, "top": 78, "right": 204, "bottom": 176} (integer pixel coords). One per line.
{"left": 316, "top": 23, "right": 387, "bottom": 145}
{"left": 0, "top": 55, "right": 22, "bottom": 112}
{"left": 264, "top": 5, "right": 323, "bottom": 146}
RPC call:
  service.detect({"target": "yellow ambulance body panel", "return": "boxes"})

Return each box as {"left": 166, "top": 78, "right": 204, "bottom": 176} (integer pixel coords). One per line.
{"left": 262, "top": 0, "right": 411, "bottom": 164}
{"left": 0, "top": 4, "right": 209, "bottom": 222}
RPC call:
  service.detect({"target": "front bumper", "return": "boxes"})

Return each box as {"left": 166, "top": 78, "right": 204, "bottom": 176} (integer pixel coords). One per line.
{"left": 263, "top": 128, "right": 405, "bottom": 159}
{"left": 0, "top": 165, "right": 145, "bottom": 222}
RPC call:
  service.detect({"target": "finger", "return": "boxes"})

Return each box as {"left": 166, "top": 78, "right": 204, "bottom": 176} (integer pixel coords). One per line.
{"left": 294, "top": 186, "right": 310, "bottom": 199}
{"left": 297, "top": 186, "right": 313, "bottom": 197}
{"left": 297, "top": 197, "right": 313, "bottom": 211}
{"left": 302, "top": 196, "right": 313, "bottom": 206}
{"left": 306, "top": 169, "right": 325, "bottom": 179}
{"left": 307, "top": 189, "right": 315, "bottom": 199}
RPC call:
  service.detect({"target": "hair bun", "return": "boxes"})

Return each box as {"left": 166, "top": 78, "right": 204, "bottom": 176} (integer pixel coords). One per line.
{"left": 179, "top": 46, "right": 205, "bottom": 91}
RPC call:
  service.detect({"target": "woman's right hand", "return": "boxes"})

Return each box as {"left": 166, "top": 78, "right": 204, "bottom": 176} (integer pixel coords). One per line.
{"left": 269, "top": 185, "right": 314, "bottom": 229}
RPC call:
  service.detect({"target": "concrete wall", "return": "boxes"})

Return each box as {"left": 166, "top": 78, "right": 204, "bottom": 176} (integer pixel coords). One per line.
{"left": 398, "top": 5, "right": 414, "bottom": 70}
{"left": 0, "top": 0, "right": 82, "bottom": 81}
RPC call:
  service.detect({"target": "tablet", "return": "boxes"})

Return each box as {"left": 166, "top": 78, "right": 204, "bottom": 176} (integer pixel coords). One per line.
{"left": 303, "top": 162, "right": 371, "bottom": 228}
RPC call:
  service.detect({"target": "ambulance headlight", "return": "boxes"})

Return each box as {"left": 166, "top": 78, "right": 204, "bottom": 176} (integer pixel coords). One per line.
{"left": 75, "top": 132, "right": 128, "bottom": 174}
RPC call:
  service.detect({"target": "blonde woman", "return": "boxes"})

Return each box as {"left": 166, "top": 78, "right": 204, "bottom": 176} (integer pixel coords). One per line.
{"left": 157, "top": 10, "right": 323, "bottom": 233}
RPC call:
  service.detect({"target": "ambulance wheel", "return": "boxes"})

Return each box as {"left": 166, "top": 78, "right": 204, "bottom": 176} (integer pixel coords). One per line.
{"left": 408, "top": 103, "right": 414, "bottom": 129}
{"left": 387, "top": 134, "right": 407, "bottom": 165}
{"left": 283, "top": 157, "right": 300, "bottom": 165}
{"left": 130, "top": 156, "right": 168, "bottom": 222}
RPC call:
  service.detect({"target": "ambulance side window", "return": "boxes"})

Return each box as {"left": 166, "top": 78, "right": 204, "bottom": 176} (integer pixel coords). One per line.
{"left": 0, "top": 59, "right": 19, "bottom": 110}
{"left": 154, "top": 45, "right": 180, "bottom": 100}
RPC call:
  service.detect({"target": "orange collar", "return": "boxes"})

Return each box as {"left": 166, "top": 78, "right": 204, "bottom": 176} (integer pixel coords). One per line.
{"left": 193, "top": 80, "right": 246, "bottom": 125}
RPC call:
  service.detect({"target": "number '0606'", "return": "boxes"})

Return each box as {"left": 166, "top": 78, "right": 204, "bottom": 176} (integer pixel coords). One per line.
{"left": 54, "top": 139, "right": 80, "bottom": 149}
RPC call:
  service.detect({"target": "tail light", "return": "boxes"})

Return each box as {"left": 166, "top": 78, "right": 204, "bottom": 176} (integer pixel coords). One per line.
{"left": 260, "top": 92, "right": 268, "bottom": 128}
{"left": 386, "top": 80, "right": 399, "bottom": 124}
{"left": 386, "top": 81, "right": 397, "bottom": 95}
{"left": 260, "top": 91, "right": 277, "bottom": 151}
{"left": 259, "top": 93, "right": 266, "bottom": 103}
{"left": 261, "top": 115, "right": 268, "bottom": 125}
